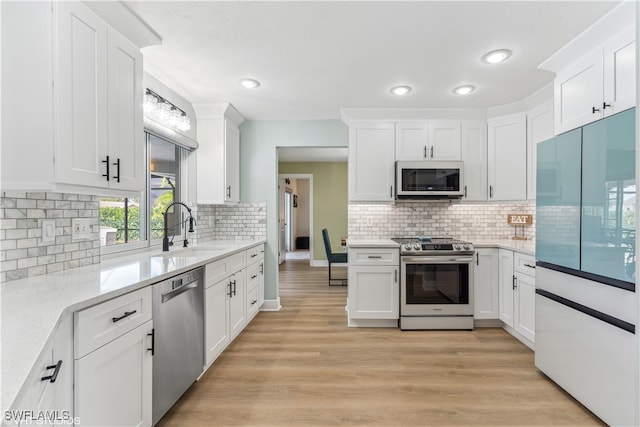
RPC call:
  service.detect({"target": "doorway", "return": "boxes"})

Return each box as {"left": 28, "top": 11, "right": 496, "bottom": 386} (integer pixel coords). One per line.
{"left": 278, "top": 174, "right": 312, "bottom": 264}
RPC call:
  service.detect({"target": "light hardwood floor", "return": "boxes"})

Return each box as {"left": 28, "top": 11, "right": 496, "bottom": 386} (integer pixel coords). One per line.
{"left": 157, "top": 260, "right": 603, "bottom": 426}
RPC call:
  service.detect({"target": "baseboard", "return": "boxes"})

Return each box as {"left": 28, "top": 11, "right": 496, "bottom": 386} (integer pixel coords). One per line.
{"left": 260, "top": 298, "right": 281, "bottom": 311}
{"left": 502, "top": 323, "right": 535, "bottom": 350}
{"left": 474, "top": 319, "right": 503, "bottom": 328}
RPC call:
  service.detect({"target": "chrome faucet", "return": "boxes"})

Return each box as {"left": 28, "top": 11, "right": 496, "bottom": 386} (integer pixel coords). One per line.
{"left": 162, "top": 202, "right": 196, "bottom": 252}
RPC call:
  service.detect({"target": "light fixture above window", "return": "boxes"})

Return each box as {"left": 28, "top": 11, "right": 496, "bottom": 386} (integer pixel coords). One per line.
{"left": 240, "top": 79, "right": 261, "bottom": 89}
{"left": 453, "top": 85, "right": 476, "bottom": 95}
{"left": 390, "top": 85, "right": 412, "bottom": 96}
{"left": 143, "top": 89, "right": 191, "bottom": 132}
{"left": 481, "top": 49, "right": 512, "bottom": 64}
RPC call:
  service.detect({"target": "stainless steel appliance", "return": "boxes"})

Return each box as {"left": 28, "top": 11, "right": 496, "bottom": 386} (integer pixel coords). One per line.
{"left": 393, "top": 238, "right": 474, "bottom": 330}
{"left": 152, "top": 267, "right": 204, "bottom": 425}
{"left": 396, "top": 161, "right": 464, "bottom": 199}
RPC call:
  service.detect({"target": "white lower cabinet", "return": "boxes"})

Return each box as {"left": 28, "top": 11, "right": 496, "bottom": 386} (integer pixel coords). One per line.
{"left": 205, "top": 278, "right": 231, "bottom": 365}
{"left": 347, "top": 246, "right": 399, "bottom": 327}
{"left": 74, "top": 287, "right": 153, "bottom": 427}
{"left": 10, "top": 315, "right": 74, "bottom": 427}
{"left": 74, "top": 321, "right": 153, "bottom": 427}
{"left": 473, "top": 248, "right": 499, "bottom": 320}
{"left": 204, "top": 244, "right": 264, "bottom": 368}
{"left": 498, "top": 249, "right": 535, "bottom": 347}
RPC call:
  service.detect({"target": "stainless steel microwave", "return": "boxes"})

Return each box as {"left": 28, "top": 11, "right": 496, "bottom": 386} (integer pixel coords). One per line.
{"left": 396, "top": 161, "right": 464, "bottom": 199}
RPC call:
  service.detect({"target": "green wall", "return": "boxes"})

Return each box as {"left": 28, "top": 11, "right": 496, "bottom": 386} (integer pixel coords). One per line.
{"left": 279, "top": 162, "right": 348, "bottom": 262}
{"left": 239, "top": 120, "right": 348, "bottom": 304}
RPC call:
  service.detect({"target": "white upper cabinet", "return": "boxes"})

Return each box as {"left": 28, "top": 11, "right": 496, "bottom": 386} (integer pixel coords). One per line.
{"left": 395, "top": 121, "right": 461, "bottom": 161}
{"left": 487, "top": 112, "right": 527, "bottom": 201}
{"left": 55, "top": 2, "right": 144, "bottom": 192}
{"left": 460, "top": 120, "right": 487, "bottom": 201}
{"left": 1, "top": 1, "right": 156, "bottom": 194}
{"left": 348, "top": 121, "right": 395, "bottom": 202}
{"left": 541, "top": 3, "right": 636, "bottom": 134}
{"left": 526, "top": 99, "right": 554, "bottom": 200}
{"left": 195, "top": 104, "right": 245, "bottom": 204}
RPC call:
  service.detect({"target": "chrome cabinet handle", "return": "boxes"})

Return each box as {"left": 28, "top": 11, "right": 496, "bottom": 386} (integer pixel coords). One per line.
{"left": 112, "top": 158, "right": 120, "bottom": 182}
{"left": 112, "top": 310, "right": 137, "bottom": 323}
{"left": 147, "top": 329, "right": 155, "bottom": 356}
{"left": 41, "top": 360, "right": 63, "bottom": 383}
{"left": 102, "top": 156, "right": 110, "bottom": 181}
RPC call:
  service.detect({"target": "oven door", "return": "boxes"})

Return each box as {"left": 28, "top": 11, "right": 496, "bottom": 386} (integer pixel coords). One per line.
{"left": 400, "top": 256, "right": 474, "bottom": 316}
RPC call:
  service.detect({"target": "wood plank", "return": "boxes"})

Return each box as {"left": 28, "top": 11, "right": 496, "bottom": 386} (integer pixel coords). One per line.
{"left": 156, "top": 259, "right": 603, "bottom": 426}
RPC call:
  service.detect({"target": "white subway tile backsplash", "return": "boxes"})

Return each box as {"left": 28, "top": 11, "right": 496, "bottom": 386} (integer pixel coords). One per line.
{"left": 348, "top": 201, "right": 536, "bottom": 241}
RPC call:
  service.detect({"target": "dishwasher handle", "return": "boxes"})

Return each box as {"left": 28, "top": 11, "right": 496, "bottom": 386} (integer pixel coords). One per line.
{"left": 161, "top": 281, "right": 199, "bottom": 303}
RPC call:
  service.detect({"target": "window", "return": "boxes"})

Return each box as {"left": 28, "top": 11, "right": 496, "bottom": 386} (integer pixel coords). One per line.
{"left": 99, "top": 131, "right": 189, "bottom": 252}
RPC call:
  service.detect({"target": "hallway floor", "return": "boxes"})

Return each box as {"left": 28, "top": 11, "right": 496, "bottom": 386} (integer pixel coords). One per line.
{"left": 156, "top": 260, "right": 603, "bottom": 426}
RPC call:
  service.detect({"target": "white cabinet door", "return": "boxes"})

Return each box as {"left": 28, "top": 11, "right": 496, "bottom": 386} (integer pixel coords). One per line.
{"left": 603, "top": 27, "right": 636, "bottom": 116}
{"left": 395, "top": 122, "right": 428, "bottom": 160}
{"left": 229, "top": 270, "right": 247, "bottom": 340}
{"left": 348, "top": 265, "right": 399, "bottom": 319}
{"left": 54, "top": 1, "right": 109, "bottom": 188}
{"left": 487, "top": 112, "right": 527, "bottom": 201}
{"left": 526, "top": 99, "right": 554, "bottom": 200}
{"left": 348, "top": 122, "right": 395, "bottom": 202}
{"left": 106, "top": 28, "right": 144, "bottom": 192}
{"left": 205, "top": 279, "right": 230, "bottom": 365}
{"left": 554, "top": 50, "right": 604, "bottom": 134}
{"left": 11, "top": 315, "right": 74, "bottom": 427}
{"left": 514, "top": 272, "right": 535, "bottom": 342}
{"left": 473, "top": 248, "right": 499, "bottom": 320}
{"left": 461, "top": 120, "right": 487, "bottom": 201}
{"left": 75, "top": 321, "right": 153, "bottom": 427}
{"left": 498, "top": 249, "right": 515, "bottom": 327}
{"left": 225, "top": 121, "right": 240, "bottom": 203}
{"left": 429, "top": 120, "right": 461, "bottom": 160}
{"left": 196, "top": 114, "right": 241, "bottom": 204}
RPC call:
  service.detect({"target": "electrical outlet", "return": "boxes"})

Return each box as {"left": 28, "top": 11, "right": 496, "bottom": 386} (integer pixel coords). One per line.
{"left": 72, "top": 218, "right": 91, "bottom": 241}
{"left": 41, "top": 219, "right": 56, "bottom": 243}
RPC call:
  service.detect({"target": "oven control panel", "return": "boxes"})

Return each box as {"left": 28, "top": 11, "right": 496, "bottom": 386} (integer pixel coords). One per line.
{"left": 401, "top": 242, "right": 474, "bottom": 254}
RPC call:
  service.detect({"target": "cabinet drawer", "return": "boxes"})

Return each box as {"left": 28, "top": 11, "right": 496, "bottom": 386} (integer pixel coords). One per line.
{"left": 245, "top": 245, "right": 264, "bottom": 264}
{"left": 349, "top": 248, "right": 399, "bottom": 266}
{"left": 246, "top": 262, "right": 261, "bottom": 292}
{"left": 247, "top": 286, "right": 260, "bottom": 319}
{"left": 514, "top": 252, "right": 536, "bottom": 277}
{"left": 75, "top": 287, "right": 152, "bottom": 359}
{"left": 205, "top": 252, "right": 246, "bottom": 287}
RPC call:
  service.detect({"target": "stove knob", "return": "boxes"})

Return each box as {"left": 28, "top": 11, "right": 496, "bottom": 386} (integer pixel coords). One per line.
{"left": 463, "top": 244, "right": 472, "bottom": 250}
{"left": 404, "top": 244, "right": 413, "bottom": 251}
{"left": 453, "top": 244, "right": 460, "bottom": 250}
{"left": 413, "top": 244, "right": 421, "bottom": 250}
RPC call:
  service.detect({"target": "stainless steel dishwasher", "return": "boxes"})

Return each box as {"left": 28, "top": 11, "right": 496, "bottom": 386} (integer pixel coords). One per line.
{"left": 152, "top": 267, "right": 204, "bottom": 425}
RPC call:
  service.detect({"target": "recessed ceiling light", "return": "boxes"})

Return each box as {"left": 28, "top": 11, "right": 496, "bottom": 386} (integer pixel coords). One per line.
{"left": 390, "top": 85, "right": 412, "bottom": 96}
{"left": 240, "top": 79, "right": 260, "bottom": 89}
{"left": 481, "top": 49, "right": 512, "bottom": 64}
{"left": 453, "top": 85, "right": 476, "bottom": 95}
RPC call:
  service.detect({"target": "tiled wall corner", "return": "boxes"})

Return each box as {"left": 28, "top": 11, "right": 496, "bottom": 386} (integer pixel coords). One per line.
{"left": 0, "top": 192, "right": 100, "bottom": 283}
{"left": 348, "top": 201, "right": 536, "bottom": 241}
{"left": 194, "top": 202, "right": 267, "bottom": 243}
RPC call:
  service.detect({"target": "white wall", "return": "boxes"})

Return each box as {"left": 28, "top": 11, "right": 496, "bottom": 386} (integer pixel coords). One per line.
{"left": 240, "top": 120, "right": 348, "bottom": 307}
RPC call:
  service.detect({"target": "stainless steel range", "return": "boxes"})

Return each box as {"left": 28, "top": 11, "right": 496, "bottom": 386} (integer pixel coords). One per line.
{"left": 393, "top": 237, "right": 475, "bottom": 330}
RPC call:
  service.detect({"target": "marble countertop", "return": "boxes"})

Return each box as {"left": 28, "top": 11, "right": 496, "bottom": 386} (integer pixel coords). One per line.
{"left": 347, "top": 239, "right": 400, "bottom": 248}
{"left": 472, "top": 239, "right": 535, "bottom": 256}
{"left": 1, "top": 239, "right": 265, "bottom": 410}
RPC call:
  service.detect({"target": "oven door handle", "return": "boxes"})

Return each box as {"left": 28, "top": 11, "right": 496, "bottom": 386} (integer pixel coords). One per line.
{"left": 401, "top": 256, "right": 474, "bottom": 264}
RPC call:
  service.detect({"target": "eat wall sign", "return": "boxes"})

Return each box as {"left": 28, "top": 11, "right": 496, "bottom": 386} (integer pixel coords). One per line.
{"left": 507, "top": 214, "right": 533, "bottom": 225}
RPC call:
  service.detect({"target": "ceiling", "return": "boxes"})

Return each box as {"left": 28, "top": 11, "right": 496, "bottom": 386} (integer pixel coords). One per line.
{"left": 125, "top": 1, "right": 620, "bottom": 121}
